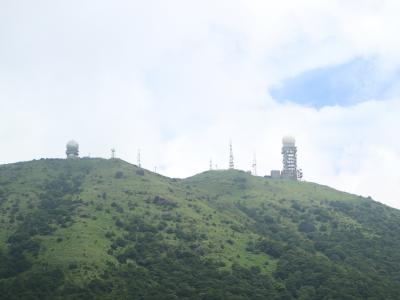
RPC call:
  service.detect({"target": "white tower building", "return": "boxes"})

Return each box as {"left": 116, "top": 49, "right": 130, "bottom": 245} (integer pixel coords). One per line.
{"left": 66, "top": 140, "right": 79, "bottom": 159}
{"left": 281, "top": 136, "right": 297, "bottom": 180}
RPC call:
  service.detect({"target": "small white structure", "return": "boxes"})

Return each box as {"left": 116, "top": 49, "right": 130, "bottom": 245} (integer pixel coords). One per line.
{"left": 271, "top": 170, "right": 281, "bottom": 179}
{"left": 66, "top": 140, "right": 79, "bottom": 159}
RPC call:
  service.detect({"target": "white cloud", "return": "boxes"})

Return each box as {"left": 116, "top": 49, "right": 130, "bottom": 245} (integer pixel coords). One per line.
{"left": 0, "top": 0, "right": 399, "bottom": 207}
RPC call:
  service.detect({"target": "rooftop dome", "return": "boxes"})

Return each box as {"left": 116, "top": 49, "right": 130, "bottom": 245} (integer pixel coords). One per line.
{"left": 66, "top": 140, "right": 79, "bottom": 149}
{"left": 282, "top": 135, "right": 295, "bottom": 146}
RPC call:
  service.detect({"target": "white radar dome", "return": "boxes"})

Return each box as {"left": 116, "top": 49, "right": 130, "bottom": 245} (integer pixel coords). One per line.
{"left": 66, "top": 140, "right": 79, "bottom": 149}
{"left": 282, "top": 136, "right": 295, "bottom": 145}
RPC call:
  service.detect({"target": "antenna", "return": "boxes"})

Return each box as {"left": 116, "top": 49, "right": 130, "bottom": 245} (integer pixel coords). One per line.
{"left": 111, "top": 148, "right": 116, "bottom": 160}
{"left": 229, "top": 140, "right": 234, "bottom": 169}
{"left": 252, "top": 153, "right": 257, "bottom": 176}
{"left": 137, "top": 149, "right": 141, "bottom": 168}
{"left": 209, "top": 158, "right": 213, "bottom": 170}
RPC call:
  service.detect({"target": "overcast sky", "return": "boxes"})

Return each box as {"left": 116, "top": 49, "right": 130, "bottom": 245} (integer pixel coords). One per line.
{"left": 1, "top": 0, "right": 400, "bottom": 208}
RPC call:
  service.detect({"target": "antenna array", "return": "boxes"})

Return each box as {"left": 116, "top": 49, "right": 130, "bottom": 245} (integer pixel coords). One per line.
{"left": 137, "top": 149, "right": 141, "bottom": 168}
{"left": 229, "top": 141, "right": 234, "bottom": 169}
{"left": 252, "top": 154, "right": 257, "bottom": 176}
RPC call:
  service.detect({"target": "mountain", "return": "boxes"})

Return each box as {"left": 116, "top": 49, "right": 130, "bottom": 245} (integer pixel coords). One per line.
{"left": 0, "top": 158, "right": 399, "bottom": 299}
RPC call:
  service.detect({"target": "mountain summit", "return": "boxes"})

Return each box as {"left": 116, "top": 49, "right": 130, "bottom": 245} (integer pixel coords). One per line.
{"left": 0, "top": 158, "right": 399, "bottom": 299}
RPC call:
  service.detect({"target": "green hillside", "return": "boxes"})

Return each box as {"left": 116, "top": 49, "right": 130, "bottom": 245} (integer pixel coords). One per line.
{"left": 0, "top": 158, "right": 399, "bottom": 299}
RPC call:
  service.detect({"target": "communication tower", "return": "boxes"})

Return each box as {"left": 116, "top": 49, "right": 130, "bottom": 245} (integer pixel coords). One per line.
{"left": 137, "top": 149, "right": 141, "bottom": 168}
{"left": 229, "top": 141, "right": 234, "bottom": 169}
{"left": 111, "top": 148, "right": 116, "bottom": 159}
{"left": 281, "top": 136, "right": 297, "bottom": 180}
{"left": 252, "top": 154, "right": 257, "bottom": 176}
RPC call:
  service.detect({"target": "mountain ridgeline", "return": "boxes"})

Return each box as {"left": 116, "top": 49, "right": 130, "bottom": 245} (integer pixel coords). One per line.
{"left": 0, "top": 158, "right": 399, "bottom": 299}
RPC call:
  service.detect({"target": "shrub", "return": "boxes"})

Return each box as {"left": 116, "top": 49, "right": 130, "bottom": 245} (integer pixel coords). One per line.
{"left": 115, "top": 171, "right": 124, "bottom": 179}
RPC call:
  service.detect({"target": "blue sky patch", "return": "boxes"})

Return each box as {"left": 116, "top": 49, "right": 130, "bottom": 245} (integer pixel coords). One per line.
{"left": 270, "top": 57, "right": 400, "bottom": 108}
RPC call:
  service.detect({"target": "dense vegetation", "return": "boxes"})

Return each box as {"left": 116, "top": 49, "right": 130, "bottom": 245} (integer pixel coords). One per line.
{"left": 0, "top": 158, "right": 399, "bottom": 299}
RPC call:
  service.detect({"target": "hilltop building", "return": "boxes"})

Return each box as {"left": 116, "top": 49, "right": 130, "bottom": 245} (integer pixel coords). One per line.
{"left": 270, "top": 170, "right": 281, "bottom": 179}
{"left": 266, "top": 136, "right": 302, "bottom": 180}
{"left": 281, "top": 136, "right": 298, "bottom": 180}
{"left": 66, "top": 140, "right": 79, "bottom": 159}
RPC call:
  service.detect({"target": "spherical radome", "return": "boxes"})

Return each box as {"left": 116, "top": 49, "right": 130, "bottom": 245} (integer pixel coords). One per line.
{"left": 66, "top": 140, "right": 79, "bottom": 149}
{"left": 66, "top": 140, "right": 79, "bottom": 158}
{"left": 282, "top": 136, "right": 295, "bottom": 145}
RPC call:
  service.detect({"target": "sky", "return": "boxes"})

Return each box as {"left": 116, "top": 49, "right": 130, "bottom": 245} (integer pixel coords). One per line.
{"left": 1, "top": 0, "right": 400, "bottom": 208}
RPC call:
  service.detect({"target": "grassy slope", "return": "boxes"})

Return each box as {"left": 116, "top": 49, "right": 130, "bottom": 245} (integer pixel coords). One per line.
{"left": 0, "top": 159, "right": 267, "bottom": 281}
{"left": 0, "top": 158, "right": 400, "bottom": 298}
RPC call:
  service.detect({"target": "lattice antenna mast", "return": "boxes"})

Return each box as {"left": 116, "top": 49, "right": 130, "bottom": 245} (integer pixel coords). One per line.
{"left": 252, "top": 153, "right": 257, "bottom": 176}
{"left": 111, "top": 148, "right": 116, "bottom": 160}
{"left": 137, "top": 149, "right": 141, "bottom": 168}
{"left": 209, "top": 158, "right": 213, "bottom": 170}
{"left": 229, "top": 141, "right": 234, "bottom": 169}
